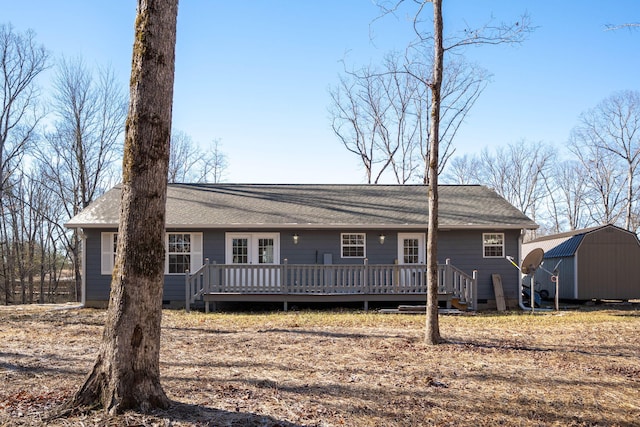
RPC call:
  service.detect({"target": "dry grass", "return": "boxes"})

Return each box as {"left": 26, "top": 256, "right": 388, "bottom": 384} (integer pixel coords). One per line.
{"left": 0, "top": 304, "right": 639, "bottom": 426}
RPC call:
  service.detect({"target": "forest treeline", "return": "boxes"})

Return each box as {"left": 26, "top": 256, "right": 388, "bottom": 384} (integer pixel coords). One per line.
{"left": 0, "top": 24, "right": 226, "bottom": 304}
{"left": 329, "top": 47, "right": 640, "bottom": 236}
{"left": 2, "top": 22, "right": 638, "bottom": 304}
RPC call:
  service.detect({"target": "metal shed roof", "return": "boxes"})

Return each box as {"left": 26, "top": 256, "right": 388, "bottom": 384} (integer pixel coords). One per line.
{"left": 544, "top": 234, "right": 585, "bottom": 258}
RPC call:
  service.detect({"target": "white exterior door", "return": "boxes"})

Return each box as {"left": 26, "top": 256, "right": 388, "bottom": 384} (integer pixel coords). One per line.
{"left": 397, "top": 233, "right": 426, "bottom": 288}
{"left": 225, "top": 233, "right": 280, "bottom": 289}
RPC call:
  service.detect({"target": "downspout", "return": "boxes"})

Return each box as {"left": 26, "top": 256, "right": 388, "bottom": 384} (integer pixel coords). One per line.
{"left": 517, "top": 229, "right": 529, "bottom": 311}
{"left": 79, "top": 228, "right": 86, "bottom": 307}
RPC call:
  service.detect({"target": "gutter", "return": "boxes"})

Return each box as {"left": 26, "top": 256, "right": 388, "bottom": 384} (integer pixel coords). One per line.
{"left": 517, "top": 230, "right": 530, "bottom": 311}
{"left": 66, "top": 223, "right": 539, "bottom": 231}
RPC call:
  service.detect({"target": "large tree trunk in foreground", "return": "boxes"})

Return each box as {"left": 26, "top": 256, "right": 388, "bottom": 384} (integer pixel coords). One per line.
{"left": 68, "top": 0, "right": 178, "bottom": 414}
{"left": 425, "top": 0, "right": 443, "bottom": 345}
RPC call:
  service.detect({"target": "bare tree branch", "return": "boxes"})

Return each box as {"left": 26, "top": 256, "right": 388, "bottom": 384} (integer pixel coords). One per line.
{"left": 605, "top": 23, "right": 640, "bottom": 31}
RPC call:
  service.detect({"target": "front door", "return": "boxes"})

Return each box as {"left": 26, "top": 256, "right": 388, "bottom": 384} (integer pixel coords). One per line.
{"left": 397, "top": 233, "right": 426, "bottom": 288}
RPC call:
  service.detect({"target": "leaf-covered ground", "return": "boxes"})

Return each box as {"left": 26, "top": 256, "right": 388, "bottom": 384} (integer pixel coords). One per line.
{"left": 0, "top": 303, "right": 639, "bottom": 426}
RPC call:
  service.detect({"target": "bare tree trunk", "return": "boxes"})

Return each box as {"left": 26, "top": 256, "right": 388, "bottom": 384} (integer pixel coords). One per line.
{"left": 67, "top": 0, "right": 178, "bottom": 414}
{"left": 0, "top": 208, "right": 11, "bottom": 305}
{"left": 425, "top": 0, "right": 443, "bottom": 345}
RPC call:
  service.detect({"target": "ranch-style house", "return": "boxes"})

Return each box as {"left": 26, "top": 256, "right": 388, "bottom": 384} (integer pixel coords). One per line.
{"left": 66, "top": 183, "right": 538, "bottom": 311}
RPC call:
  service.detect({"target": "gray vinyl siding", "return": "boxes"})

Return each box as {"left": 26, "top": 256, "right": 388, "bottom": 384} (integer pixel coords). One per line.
{"left": 83, "top": 227, "right": 524, "bottom": 307}
{"left": 277, "top": 229, "right": 398, "bottom": 266}
{"left": 438, "top": 229, "right": 522, "bottom": 301}
{"left": 84, "top": 228, "right": 116, "bottom": 302}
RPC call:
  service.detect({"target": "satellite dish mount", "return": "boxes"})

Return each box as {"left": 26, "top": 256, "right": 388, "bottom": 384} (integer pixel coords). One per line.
{"left": 520, "top": 248, "right": 544, "bottom": 312}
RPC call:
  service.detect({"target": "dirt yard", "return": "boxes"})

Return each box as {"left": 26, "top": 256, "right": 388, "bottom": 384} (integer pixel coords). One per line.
{"left": 0, "top": 304, "right": 639, "bottom": 426}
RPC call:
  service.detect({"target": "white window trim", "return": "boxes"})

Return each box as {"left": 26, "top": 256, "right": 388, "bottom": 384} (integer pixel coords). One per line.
{"left": 164, "top": 232, "right": 203, "bottom": 275}
{"left": 483, "top": 232, "right": 505, "bottom": 258}
{"left": 341, "top": 232, "right": 367, "bottom": 259}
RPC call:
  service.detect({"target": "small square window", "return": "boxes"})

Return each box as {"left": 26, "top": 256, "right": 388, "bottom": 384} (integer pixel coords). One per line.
{"left": 341, "top": 233, "right": 366, "bottom": 258}
{"left": 483, "top": 233, "right": 504, "bottom": 258}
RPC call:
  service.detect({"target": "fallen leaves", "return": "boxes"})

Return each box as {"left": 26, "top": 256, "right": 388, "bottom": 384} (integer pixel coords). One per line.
{"left": 0, "top": 305, "right": 639, "bottom": 426}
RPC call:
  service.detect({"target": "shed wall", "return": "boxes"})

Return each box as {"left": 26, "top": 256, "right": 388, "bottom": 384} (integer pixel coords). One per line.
{"left": 576, "top": 228, "right": 640, "bottom": 300}
{"left": 534, "top": 256, "right": 576, "bottom": 300}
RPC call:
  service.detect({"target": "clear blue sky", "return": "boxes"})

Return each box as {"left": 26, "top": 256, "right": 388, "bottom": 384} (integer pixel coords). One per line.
{"left": 4, "top": 1, "right": 639, "bottom": 183}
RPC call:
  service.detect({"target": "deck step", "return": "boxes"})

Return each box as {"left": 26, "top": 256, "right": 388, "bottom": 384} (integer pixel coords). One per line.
{"left": 451, "top": 298, "right": 468, "bottom": 311}
{"left": 379, "top": 306, "right": 468, "bottom": 315}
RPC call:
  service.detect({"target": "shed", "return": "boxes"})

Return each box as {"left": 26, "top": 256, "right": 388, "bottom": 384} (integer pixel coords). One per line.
{"left": 523, "top": 225, "right": 640, "bottom": 300}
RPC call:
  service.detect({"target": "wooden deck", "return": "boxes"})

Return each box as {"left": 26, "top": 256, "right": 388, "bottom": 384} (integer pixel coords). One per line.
{"left": 185, "top": 259, "right": 477, "bottom": 312}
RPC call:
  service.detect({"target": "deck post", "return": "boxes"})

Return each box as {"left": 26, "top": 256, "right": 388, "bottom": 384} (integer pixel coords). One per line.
{"left": 444, "top": 258, "right": 453, "bottom": 295}
{"left": 185, "top": 268, "right": 190, "bottom": 313}
{"left": 283, "top": 258, "right": 288, "bottom": 294}
{"left": 212, "top": 260, "right": 218, "bottom": 292}
{"left": 363, "top": 258, "right": 369, "bottom": 294}
{"left": 472, "top": 270, "right": 478, "bottom": 310}
{"left": 203, "top": 258, "right": 210, "bottom": 294}
{"left": 393, "top": 259, "right": 399, "bottom": 292}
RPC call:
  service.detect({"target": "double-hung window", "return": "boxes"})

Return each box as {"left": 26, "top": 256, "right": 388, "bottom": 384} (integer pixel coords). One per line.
{"left": 483, "top": 233, "right": 504, "bottom": 258}
{"left": 165, "top": 232, "right": 203, "bottom": 274}
{"left": 101, "top": 232, "right": 202, "bottom": 275}
{"left": 341, "top": 233, "right": 366, "bottom": 258}
{"left": 166, "top": 233, "right": 192, "bottom": 274}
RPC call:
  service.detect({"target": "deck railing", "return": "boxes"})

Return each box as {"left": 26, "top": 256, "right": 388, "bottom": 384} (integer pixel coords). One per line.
{"left": 186, "top": 258, "right": 477, "bottom": 312}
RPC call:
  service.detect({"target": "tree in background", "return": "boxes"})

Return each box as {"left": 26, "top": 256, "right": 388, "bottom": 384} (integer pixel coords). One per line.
{"left": 441, "top": 153, "right": 481, "bottom": 184}
{"left": 442, "top": 90, "right": 640, "bottom": 236}
{"left": 569, "top": 90, "right": 640, "bottom": 231}
{"left": 377, "top": 0, "right": 532, "bottom": 344}
{"left": 168, "top": 130, "right": 200, "bottom": 183}
{"left": 0, "top": 24, "right": 49, "bottom": 304}
{"left": 66, "top": 0, "right": 178, "bottom": 414}
{"left": 39, "top": 57, "right": 127, "bottom": 300}
{"left": 169, "top": 132, "right": 228, "bottom": 183}
{"left": 570, "top": 136, "right": 626, "bottom": 227}
{"left": 330, "top": 49, "right": 487, "bottom": 184}
{"left": 199, "top": 139, "right": 228, "bottom": 183}
{"left": 0, "top": 24, "right": 48, "bottom": 194}
{"left": 478, "top": 141, "right": 553, "bottom": 225}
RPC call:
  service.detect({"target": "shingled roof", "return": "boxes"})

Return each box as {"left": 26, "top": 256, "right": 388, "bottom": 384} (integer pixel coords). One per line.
{"left": 66, "top": 183, "right": 537, "bottom": 230}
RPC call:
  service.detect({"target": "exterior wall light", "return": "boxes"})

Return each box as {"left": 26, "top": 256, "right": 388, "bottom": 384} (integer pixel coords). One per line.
{"left": 379, "top": 233, "right": 386, "bottom": 244}
{"left": 292, "top": 233, "right": 299, "bottom": 245}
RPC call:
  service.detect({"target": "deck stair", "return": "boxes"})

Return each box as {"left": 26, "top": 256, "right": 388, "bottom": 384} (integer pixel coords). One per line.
{"left": 451, "top": 297, "right": 468, "bottom": 311}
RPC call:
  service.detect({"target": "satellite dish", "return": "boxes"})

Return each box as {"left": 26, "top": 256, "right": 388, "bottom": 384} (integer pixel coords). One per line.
{"left": 521, "top": 248, "right": 544, "bottom": 275}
